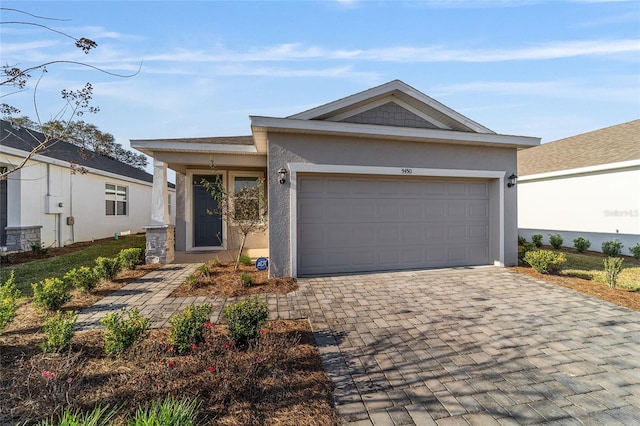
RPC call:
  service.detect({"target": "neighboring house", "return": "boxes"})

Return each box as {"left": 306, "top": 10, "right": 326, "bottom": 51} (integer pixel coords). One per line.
{"left": 132, "top": 80, "right": 539, "bottom": 277}
{"left": 518, "top": 119, "right": 640, "bottom": 252}
{"left": 0, "top": 120, "right": 176, "bottom": 251}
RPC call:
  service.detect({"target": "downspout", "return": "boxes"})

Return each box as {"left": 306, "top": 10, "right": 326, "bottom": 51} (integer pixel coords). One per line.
{"left": 69, "top": 172, "right": 74, "bottom": 244}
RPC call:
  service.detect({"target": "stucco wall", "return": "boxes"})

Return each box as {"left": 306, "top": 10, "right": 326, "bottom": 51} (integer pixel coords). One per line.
{"left": 2, "top": 151, "right": 175, "bottom": 248}
{"left": 518, "top": 168, "right": 640, "bottom": 235}
{"left": 267, "top": 132, "right": 519, "bottom": 277}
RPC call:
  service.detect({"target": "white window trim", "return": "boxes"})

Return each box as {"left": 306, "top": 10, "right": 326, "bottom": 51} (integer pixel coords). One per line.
{"left": 228, "top": 171, "right": 266, "bottom": 226}
{"left": 288, "top": 163, "right": 506, "bottom": 277}
{"left": 186, "top": 170, "right": 227, "bottom": 251}
{"left": 105, "top": 183, "right": 128, "bottom": 217}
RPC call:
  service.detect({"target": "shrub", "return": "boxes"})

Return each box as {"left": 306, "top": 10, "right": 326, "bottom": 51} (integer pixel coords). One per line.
{"left": 241, "top": 272, "right": 252, "bottom": 287}
{"left": 239, "top": 254, "right": 252, "bottom": 266}
{"left": 40, "top": 310, "right": 78, "bottom": 353}
{"left": 523, "top": 250, "right": 567, "bottom": 274}
{"left": 94, "top": 256, "right": 122, "bottom": 281}
{"left": 518, "top": 242, "right": 536, "bottom": 262}
{"left": 119, "top": 247, "right": 144, "bottom": 270}
{"left": 531, "top": 234, "right": 543, "bottom": 248}
{"left": 129, "top": 396, "right": 200, "bottom": 426}
{"left": 602, "top": 240, "right": 623, "bottom": 257}
{"left": 30, "top": 241, "right": 49, "bottom": 255}
{"left": 0, "top": 271, "right": 20, "bottom": 333}
{"left": 37, "top": 405, "right": 118, "bottom": 426}
{"left": 573, "top": 237, "right": 591, "bottom": 253}
{"left": 630, "top": 243, "right": 640, "bottom": 260}
{"left": 223, "top": 297, "right": 269, "bottom": 345}
{"left": 101, "top": 308, "right": 150, "bottom": 356}
{"left": 32, "top": 278, "right": 72, "bottom": 311}
{"left": 64, "top": 266, "right": 99, "bottom": 293}
{"left": 604, "top": 257, "right": 624, "bottom": 288}
{"left": 169, "top": 304, "right": 211, "bottom": 355}
{"left": 548, "top": 233, "right": 563, "bottom": 249}
{"left": 518, "top": 236, "right": 527, "bottom": 246}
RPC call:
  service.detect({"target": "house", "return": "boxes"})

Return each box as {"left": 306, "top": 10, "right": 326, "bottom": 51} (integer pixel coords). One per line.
{"left": 131, "top": 80, "right": 539, "bottom": 277}
{"left": 518, "top": 119, "right": 640, "bottom": 252}
{"left": 0, "top": 120, "right": 176, "bottom": 251}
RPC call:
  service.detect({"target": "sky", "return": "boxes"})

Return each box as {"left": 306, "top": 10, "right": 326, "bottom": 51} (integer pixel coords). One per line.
{"left": 2, "top": 0, "right": 639, "bottom": 176}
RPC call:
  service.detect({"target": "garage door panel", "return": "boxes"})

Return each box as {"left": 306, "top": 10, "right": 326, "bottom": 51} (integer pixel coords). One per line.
{"left": 297, "top": 175, "right": 490, "bottom": 275}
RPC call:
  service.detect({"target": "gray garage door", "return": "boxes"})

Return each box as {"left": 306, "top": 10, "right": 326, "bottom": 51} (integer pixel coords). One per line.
{"left": 297, "top": 175, "right": 490, "bottom": 275}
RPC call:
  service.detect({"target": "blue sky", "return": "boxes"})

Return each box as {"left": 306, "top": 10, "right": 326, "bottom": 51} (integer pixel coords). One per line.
{"left": 2, "top": 0, "right": 639, "bottom": 173}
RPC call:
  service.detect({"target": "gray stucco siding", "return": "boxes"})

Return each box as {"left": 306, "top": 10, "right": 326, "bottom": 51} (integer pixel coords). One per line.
{"left": 267, "top": 132, "right": 518, "bottom": 277}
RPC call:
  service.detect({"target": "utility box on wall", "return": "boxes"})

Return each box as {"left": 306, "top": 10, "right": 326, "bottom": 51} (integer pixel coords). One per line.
{"left": 44, "top": 195, "right": 64, "bottom": 214}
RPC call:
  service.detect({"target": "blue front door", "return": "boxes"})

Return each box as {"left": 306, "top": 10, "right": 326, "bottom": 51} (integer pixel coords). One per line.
{"left": 193, "top": 175, "right": 222, "bottom": 247}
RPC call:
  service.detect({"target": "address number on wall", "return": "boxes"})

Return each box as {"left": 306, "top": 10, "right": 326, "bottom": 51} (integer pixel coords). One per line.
{"left": 401, "top": 168, "right": 413, "bottom": 175}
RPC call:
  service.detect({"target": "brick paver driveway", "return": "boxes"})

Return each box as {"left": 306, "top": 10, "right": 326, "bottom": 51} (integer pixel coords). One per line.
{"left": 302, "top": 267, "right": 640, "bottom": 425}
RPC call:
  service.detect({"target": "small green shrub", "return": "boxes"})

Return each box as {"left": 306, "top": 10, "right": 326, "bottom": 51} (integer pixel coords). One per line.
{"left": 40, "top": 310, "right": 78, "bottom": 353}
{"left": 64, "top": 266, "right": 99, "bottom": 293}
{"left": 518, "top": 236, "right": 527, "bottom": 246}
{"left": 239, "top": 254, "right": 252, "bottom": 266}
{"left": 531, "top": 234, "right": 543, "bottom": 248}
{"left": 169, "top": 304, "right": 211, "bottom": 355}
{"left": 518, "top": 242, "right": 536, "bottom": 262}
{"left": 630, "top": 243, "right": 640, "bottom": 260}
{"left": 241, "top": 272, "right": 252, "bottom": 287}
{"left": 523, "top": 250, "right": 567, "bottom": 274}
{"left": 604, "top": 257, "right": 624, "bottom": 289}
{"left": 223, "top": 297, "right": 269, "bottom": 345}
{"left": 573, "top": 237, "right": 591, "bottom": 253}
{"left": 0, "top": 271, "right": 20, "bottom": 333}
{"left": 101, "top": 308, "right": 150, "bottom": 356}
{"left": 129, "top": 396, "right": 200, "bottom": 426}
{"left": 94, "top": 256, "right": 122, "bottom": 281}
{"left": 184, "top": 274, "right": 200, "bottom": 289}
{"left": 602, "top": 240, "right": 623, "bottom": 257}
{"left": 548, "top": 233, "right": 563, "bottom": 249}
{"left": 32, "top": 278, "right": 72, "bottom": 311}
{"left": 30, "top": 241, "right": 49, "bottom": 255}
{"left": 37, "top": 405, "right": 118, "bottom": 426}
{"left": 119, "top": 247, "right": 144, "bottom": 270}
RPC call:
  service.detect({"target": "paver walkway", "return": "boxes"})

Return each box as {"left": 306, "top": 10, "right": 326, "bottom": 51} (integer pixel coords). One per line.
{"left": 77, "top": 264, "right": 640, "bottom": 425}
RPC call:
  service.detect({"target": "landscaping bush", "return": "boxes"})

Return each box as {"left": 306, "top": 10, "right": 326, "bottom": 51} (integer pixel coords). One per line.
{"left": 573, "top": 237, "right": 591, "bottom": 253}
{"left": 602, "top": 240, "right": 623, "bottom": 257}
{"left": 518, "top": 242, "right": 536, "bottom": 262}
{"left": 129, "top": 396, "right": 200, "bottom": 426}
{"left": 169, "top": 304, "right": 211, "bottom": 355}
{"left": 223, "top": 297, "right": 269, "bottom": 345}
{"left": 604, "top": 257, "right": 624, "bottom": 289}
{"left": 523, "top": 250, "right": 567, "bottom": 274}
{"left": 531, "top": 234, "right": 543, "bottom": 248}
{"left": 94, "top": 256, "right": 122, "bottom": 281}
{"left": 0, "top": 271, "right": 20, "bottom": 333}
{"left": 240, "top": 272, "right": 252, "bottom": 287}
{"left": 118, "top": 247, "right": 144, "bottom": 270}
{"left": 101, "top": 308, "right": 150, "bottom": 356}
{"left": 630, "top": 243, "right": 640, "bottom": 260}
{"left": 32, "top": 278, "right": 72, "bottom": 311}
{"left": 518, "top": 236, "right": 527, "bottom": 246}
{"left": 548, "top": 233, "right": 563, "bottom": 249}
{"left": 30, "top": 241, "right": 49, "bottom": 256}
{"left": 40, "top": 310, "right": 78, "bottom": 353}
{"left": 37, "top": 405, "right": 117, "bottom": 426}
{"left": 239, "top": 254, "right": 252, "bottom": 266}
{"left": 64, "top": 266, "right": 99, "bottom": 293}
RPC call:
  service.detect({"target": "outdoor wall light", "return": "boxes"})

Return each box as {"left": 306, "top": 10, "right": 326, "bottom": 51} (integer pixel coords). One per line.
{"left": 507, "top": 173, "right": 518, "bottom": 188}
{"left": 278, "top": 168, "right": 288, "bottom": 184}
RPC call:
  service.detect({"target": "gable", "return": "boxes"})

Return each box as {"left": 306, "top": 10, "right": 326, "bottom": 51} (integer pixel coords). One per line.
{"left": 339, "top": 101, "right": 439, "bottom": 129}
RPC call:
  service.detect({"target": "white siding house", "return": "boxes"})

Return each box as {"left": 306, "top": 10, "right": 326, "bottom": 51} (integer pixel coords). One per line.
{"left": 0, "top": 120, "right": 175, "bottom": 251}
{"left": 518, "top": 120, "right": 640, "bottom": 252}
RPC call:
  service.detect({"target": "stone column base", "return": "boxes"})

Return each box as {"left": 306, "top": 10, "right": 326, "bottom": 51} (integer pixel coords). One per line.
{"left": 5, "top": 225, "right": 43, "bottom": 251}
{"left": 143, "top": 225, "right": 175, "bottom": 264}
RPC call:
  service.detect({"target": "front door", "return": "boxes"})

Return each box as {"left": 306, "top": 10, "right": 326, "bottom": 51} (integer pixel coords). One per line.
{"left": 193, "top": 175, "right": 223, "bottom": 247}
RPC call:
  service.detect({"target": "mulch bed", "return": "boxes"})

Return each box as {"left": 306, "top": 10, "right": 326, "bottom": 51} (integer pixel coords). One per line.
{"left": 171, "top": 262, "right": 298, "bottom": 298}
{"left": 0, "top": 238, "right": 116, "bottom": 267}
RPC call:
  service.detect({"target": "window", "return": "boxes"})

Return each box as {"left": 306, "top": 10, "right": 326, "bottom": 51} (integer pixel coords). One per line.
{"left": 105, "top": 184, "right": 127, "bottom": 216}
{"left": 232, "top": 175, "right": 263, "bottom": 222}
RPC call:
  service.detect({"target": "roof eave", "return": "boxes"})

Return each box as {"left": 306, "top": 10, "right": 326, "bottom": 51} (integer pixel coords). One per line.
{"left": 130, "top": 139, "right": 262, "bottom": 156}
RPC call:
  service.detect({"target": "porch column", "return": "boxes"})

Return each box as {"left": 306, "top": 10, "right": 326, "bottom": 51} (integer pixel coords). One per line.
{"left": 143, "top": 159, "right": 175, "bottom": 264}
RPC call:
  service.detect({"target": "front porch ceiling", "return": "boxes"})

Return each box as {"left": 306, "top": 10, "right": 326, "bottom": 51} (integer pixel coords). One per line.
{"left": 152, "top": 152, "right": 266, "bottom": 174}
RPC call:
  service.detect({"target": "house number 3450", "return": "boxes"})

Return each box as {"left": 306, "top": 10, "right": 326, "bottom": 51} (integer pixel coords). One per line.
{"left": 401, "top": 168, "right": 413, "bottom": 175}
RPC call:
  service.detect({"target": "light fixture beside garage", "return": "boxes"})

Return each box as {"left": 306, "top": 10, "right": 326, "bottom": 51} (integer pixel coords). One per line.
{"left": 507, "top": 173, "right": 518, "bottom": 188}
{"left": 278, "top": 168, "right": 288, "bottom": 184}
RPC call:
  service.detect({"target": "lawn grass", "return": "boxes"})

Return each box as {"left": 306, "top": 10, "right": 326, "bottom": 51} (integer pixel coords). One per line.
{"left": 0, "top": 235, "right": 145, "bottom": 297}
{"left": 562, "top": 252, "right": 640, "bottom": 291}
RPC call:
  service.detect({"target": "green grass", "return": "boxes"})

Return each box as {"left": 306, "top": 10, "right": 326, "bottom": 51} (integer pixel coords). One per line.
{"left": 562, "top": 252, "right": 640, "bottom": 291}
{"left": 0, "top": 235, "right": 145, "bottom": 297}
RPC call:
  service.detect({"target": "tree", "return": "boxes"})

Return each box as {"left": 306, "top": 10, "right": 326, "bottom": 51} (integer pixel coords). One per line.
{"left": 0, "top": 8, "right": 140, "bottom": 179}
{"left": 202, "top": 170, "right": 268, "bottom": 271}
